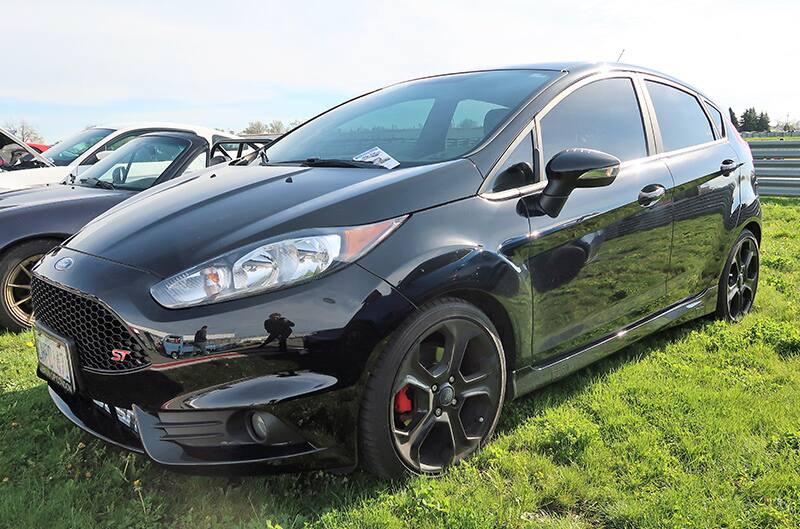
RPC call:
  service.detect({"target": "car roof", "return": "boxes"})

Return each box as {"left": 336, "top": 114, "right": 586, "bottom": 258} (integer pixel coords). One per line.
{"left": 498, "top": 61, "right": 712, "bottom": 101}
{"left": 139, "top": 130, "right": 205, "bottom": 140}
{"left": 90, "top": 122, "right": 238, "bottom": 139}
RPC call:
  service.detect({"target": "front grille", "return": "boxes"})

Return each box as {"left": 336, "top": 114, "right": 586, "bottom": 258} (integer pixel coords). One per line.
{"left": 31, "top": 276, "right": 150, "bottom": 373}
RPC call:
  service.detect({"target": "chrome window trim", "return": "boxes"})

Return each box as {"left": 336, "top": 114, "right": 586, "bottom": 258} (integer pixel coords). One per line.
{"left": 639, "top": 74, "right": 721, "bottom": 151}
{"left": 480, "top": 71, "right": 649, "bottom": 199}
{"left": 702, "top": 99, "right": 726, "bottom": 139}
{"left": 478, "top": 70, "right": 731, "bottom": 202}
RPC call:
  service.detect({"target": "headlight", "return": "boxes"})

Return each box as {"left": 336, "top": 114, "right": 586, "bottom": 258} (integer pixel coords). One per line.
{"left": 150, "top": 216, "right": 407, "bottom": 308}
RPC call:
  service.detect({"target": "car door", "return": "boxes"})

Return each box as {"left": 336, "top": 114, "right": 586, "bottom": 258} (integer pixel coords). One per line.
{"left": 521, "top": 74, "right": 675, "bottom": 364}
{"left": 640, "top": 78, "right": 740, "bottom": 305}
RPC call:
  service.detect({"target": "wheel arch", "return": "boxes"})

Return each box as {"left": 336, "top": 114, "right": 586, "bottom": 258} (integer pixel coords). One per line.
{"left": 0, "top": 233, "right": 70, "bottom": 259}
{"left": 743, "top": 219, "right": 761, "bottom": 245}
{"left": 413, "top": 287, "right": 519, "bottom": 390}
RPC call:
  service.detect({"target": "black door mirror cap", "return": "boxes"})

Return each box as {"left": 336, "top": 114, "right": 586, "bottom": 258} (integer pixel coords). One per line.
{"left": 545, "top": 148, "right": 621, "bottom": 191}
{"left": 535, "top": 148, "right": 621, "bottom": 218}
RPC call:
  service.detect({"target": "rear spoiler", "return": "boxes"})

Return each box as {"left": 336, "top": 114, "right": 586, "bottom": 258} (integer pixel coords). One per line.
{"left": 210, "top": 138, "right": 274, "bottom": 165}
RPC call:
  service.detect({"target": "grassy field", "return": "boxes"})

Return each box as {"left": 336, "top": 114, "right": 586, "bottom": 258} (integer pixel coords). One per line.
{"left": 2, "top": 198, "right": 800, "bottom": 529}
{"left": 746, "top": 136, "right": 800, "bottom": 142}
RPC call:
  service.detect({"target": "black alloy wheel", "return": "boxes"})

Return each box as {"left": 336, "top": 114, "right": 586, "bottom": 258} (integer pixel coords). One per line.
{"left": 360, "top": 298, "right": 506, "bottom": 477}
{"left": 717, "top": 229, "right": 759, "bottom": 322}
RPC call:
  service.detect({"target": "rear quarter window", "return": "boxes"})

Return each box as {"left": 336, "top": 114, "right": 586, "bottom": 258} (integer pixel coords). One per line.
{"left": 646, "top": 81, "right": 715, "bottom": 151}
{"left": 705, "top": 102, "right": 726, "bottom": 138}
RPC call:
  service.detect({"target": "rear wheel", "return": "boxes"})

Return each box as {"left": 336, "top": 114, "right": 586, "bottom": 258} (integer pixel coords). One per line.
{"left": 716, "top": 229, "right": 759, "bottom": 322}
{"left": 359, "top": 298, "right": 506, "bottom": 478}
{"left": 0, "top": 239, "right": 61, "bottom": 332}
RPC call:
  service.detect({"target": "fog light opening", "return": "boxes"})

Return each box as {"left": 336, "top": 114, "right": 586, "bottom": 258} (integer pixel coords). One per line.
{"left": 249, "top": 412, "right": 270, "bottom": 443}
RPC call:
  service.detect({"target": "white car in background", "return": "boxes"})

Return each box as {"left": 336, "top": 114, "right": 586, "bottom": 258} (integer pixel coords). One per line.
{"left": 0, "top": 122, "right": 239, "bottom": 191}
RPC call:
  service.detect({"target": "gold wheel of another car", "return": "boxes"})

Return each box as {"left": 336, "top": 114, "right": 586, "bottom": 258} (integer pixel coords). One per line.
{"left": 2, "top": 254, "right": 40, "bottom": 328}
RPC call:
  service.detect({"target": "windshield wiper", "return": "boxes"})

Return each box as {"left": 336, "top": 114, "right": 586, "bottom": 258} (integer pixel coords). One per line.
{"left": 285, "top": 158, "right": 387, "bottom": 169}
{"left": 79, "top": 177, "right": 116, "bottom": 190}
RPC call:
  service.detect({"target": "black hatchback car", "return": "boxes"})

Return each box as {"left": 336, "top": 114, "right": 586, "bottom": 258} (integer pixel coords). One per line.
{"left": 32, "top": 62, "right": 760, "bottom": 478}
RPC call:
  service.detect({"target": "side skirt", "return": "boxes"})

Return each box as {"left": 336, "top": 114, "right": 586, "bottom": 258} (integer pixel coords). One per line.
{"left": 510, "top": 286, "right": 717, "bottom": 399}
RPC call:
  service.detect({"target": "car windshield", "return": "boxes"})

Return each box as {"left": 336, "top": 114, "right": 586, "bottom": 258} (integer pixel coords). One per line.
{"left": 44, "top": 128, "right": 114, "bottom": 166}
{"left": 263, "top": 69, "right": 558, "bottom": 167}
{"left": 75, "top": 135, "right": 190, "bottom": 191}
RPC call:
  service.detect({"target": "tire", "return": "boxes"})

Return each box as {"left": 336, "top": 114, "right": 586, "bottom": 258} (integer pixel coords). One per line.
{"left": 359, "top": 297, "right": 506, "bottom": 478}
{"left": 716, "top": 229, "right": 759, "bottom": 322}
{"left": 0, "top": 239, "right": 61, "bottom": 332}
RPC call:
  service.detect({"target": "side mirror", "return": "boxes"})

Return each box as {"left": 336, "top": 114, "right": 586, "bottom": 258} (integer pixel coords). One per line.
{"left": 112, "top": 166, "right": 127, "bottom": 184}
{"left": 95, "top": 150, "right": 113, "bottom": 161}
{"left": 208, "top": 155, "right": 229, "bottom": 167}
{"left": 537, "top": 148, "right": 620, "bottom": 217}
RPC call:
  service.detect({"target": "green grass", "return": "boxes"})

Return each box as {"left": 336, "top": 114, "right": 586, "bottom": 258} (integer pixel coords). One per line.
{"left": 746, "top": 136, "right": 800, "bottom": 142}
{"left": 2, "top": 198, "right": 800, "bottom": 528}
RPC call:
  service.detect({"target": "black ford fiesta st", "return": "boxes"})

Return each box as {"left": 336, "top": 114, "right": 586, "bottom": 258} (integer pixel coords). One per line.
{"left": 33, "top": 62, "right": 760, "bottom": 477}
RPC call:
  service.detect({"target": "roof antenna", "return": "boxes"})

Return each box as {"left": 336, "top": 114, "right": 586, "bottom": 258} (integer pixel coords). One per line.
{"left": 616, "top": 49, "right": 626, "bottom": 62}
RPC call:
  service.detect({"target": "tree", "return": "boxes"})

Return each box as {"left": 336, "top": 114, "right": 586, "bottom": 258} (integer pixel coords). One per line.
{"left": 240, "top": 120, "right": 269, "bottom": 135}
{"left": 777, "top": 118, "right": 800, "bottom": 132}
{"left": 287, "top": 119, "right": 302, "bottom": 131}
{"left": 728, "top": 109, "right": 740, "bottom": 131}
{"left": 756, "top": 112, "right": 770, "bottom": 132}
{"left": 739, "top": 108, "right": 759, "bottom": 132}
{"left": 266, "top": 120, "right": 286, "bottom": 134}
{"left": 4, "top": 120, "right": 43, "bottom": 143}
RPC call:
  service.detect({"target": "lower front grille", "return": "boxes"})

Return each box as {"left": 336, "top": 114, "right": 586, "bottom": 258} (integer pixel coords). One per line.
{"left": 31, "top": 276, "right": 150, "bottom": 373}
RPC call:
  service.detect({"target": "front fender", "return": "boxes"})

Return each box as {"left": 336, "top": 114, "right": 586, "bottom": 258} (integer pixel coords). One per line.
{"left": 358, "top": 196, "right": 533, "bottom": 369}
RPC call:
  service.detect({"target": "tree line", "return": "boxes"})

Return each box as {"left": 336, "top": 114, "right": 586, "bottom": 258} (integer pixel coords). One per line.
{"left": 730, "top": 108, "right": 771, "bottom": 132}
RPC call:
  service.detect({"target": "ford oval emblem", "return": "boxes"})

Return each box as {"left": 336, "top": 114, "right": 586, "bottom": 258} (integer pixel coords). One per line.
{"left": 54, "top": 257, "right": 74, "bottom": 271}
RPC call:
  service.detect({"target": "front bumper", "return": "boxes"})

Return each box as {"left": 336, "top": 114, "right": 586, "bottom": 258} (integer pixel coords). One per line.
{"left": 35, "top": 246, "right": 417, "bottom": 472}
{"left": 49, "top": 386, "right": 354, "bottom": 473}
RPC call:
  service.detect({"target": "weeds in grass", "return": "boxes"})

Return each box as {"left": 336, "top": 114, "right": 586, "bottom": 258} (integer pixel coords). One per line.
{"left": 2, "top": 199, "right": 800, "bottom": 528}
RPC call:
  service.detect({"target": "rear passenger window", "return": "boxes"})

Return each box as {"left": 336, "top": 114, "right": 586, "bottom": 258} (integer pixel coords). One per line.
{"left": 540, "top": 78, "right": 647, "bottom": 166}
{"left": 645, "top": 81, "right": 715, "bottom": 151}
{"left": 706, "top": 103, "right": 725, "bottom": 138}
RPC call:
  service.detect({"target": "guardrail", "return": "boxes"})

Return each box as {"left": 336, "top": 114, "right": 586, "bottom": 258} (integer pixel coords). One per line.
{"left": 749, "top": 140, "right": 800, "bottom": 197}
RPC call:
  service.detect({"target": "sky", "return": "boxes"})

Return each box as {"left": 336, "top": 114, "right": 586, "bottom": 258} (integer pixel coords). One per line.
{"left": 2, "top": 0, "right": 797, "bottom": 143}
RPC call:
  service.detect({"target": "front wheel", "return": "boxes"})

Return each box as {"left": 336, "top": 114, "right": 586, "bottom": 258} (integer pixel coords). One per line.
{"left": 359, "top": 298, "right": 506, "bottom": 478}
{"left": 716, "top": 229, "right": 759, "bottom": 322}
{"left": 0, "top": 239, "right": 62, "bottom": 332}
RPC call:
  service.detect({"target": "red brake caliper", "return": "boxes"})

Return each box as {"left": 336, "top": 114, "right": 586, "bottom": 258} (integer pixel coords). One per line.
{"left": 394, "top": 384, "right": 413, "bottom": 414}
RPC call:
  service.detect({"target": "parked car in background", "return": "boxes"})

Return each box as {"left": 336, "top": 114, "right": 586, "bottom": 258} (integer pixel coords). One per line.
{"left": 0, "top": 126, "right": 54, "bottom": 175}
{"left": 0, "top": 122, "right": 238, "bottom": 191}
{"left": 27, "top": 143, "right": 51, "bottom": 154}
{"left": 31, "top": 62, "right": 760, "bottom": 478}
{"left": 0, "top": 131, "right": 234, "bottom": 331}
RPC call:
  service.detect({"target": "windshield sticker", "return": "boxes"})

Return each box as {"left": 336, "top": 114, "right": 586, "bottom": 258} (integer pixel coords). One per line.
{"left": 353, "top": 147, "right": 400, "bottom": 169}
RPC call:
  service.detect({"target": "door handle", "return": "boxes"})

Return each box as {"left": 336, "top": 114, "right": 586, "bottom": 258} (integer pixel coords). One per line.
{"left": 720, "top": 159, "right": 738, "bottom": 176}
{"left": 638, "top": 184, "right": 666, "bottom": 208}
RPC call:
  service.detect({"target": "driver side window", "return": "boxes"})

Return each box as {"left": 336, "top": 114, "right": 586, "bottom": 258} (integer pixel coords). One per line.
{"left": 539, "top": 78, "right": 648, "bottom": 169}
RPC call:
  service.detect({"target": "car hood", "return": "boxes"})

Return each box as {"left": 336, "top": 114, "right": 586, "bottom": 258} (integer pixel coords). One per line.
{"left": 0, "top": 166, "right": 70, "bottom": 190}
{"left": 0, "top": 126, "right": 55, "bottom": 168}
{"left": 67, "top": 159, "right": 482, "bottom": 277}
{"left": 0, "top": 183, "right": 135, "bottom": 212}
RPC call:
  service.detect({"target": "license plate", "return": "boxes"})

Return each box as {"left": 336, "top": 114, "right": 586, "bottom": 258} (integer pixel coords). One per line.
{"left": 35, "top": 325, "right": 75, "bottom": 393}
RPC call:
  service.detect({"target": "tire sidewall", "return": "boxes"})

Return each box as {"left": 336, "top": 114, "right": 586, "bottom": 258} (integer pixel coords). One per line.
{"left": 717, "top": 229, "right": 759, "bottom": 322}
{"left": 360, "top": 299, "right": 506, "bottom": 477}
{"left": 0, "top": 239, "right": 60, "bottom": 331}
